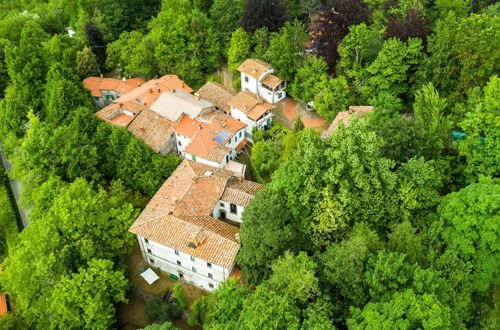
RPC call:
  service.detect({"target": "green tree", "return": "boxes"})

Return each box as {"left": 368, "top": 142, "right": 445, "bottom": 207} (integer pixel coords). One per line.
{"left": 387, "top": 221, "right": 425, "bottom": 265}
{"left": 238, "top": 188, "right": 301, "bottom": 284}
{"left": 301, "top": 298, "right": 337, "bottom": 330}
{"left": 76, "top": 46, "right": 99, "bottom": 78}
{"left": 288, "top": 56, "right": 328, "bottom": 103}
{"left": 437, "top": 177, "right": 500, "bottom": 291}
{"left": 172, "top": 284, "right": 186, "bottom": 309}
{"left": 141, "top": 322, "right": 178, "bottom": 330}
{"left": 106, "top": 31, "right": 158, "bottom": 79}
{"left": 149, "top": 0, "right": 220, "bottom": 86}
{"left": 362, "top": 38, "right": 423, "bottom": 100}
{"left": 348, "top": 289, "right": 452, "bottom": 329}
{"left": 456, "top": 76, "right": 500, "bottom": 182}
{"left": 266, "top": 19, "right": 307, "bottom": 80}
{"left": 209, "top": 0, "right": 244, "bottom": 51}
{"left": 314, "top": 75, "right": 353, "bottom": 121}
{"left": 43, "top": 63, "right": 92, "bottom": 124}
{"left": 318, "top": 223, "right": 383, "bottom": 312}
{"left": 264, "top": 251, "right": 319, "bottom": 304}
{"left": 227, "top": 27, "right": 251, "bottom": 74}
{"left": 49, "top": 259, "right": 128, "bottom": 329}
{"left": 251, "top": 27, "right": 271, "bottom": 59}
{"left": 236, "top": 286, "right": 301, "bottom": 329}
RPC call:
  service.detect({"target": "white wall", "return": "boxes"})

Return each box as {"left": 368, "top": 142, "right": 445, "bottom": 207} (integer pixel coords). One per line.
{"left": 138, "top": 236, "right": 232, "bottom": 292}
{"left": 241, "top": 72, "right": 286, "bottom": 104}
{"left": 230, "top": 107, "right": 256, "bottom": 136}
{"left": 175, "top": 133, "right": 192, "bottom": 154}
{"left": 212, "top": 201, "right": 245, "bottom": 223}
{"left": 241, "top": 73, "right": 258, "bottom": 94}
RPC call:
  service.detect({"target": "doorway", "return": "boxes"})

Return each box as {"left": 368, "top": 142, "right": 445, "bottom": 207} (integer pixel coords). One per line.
{"left": 220, "top": 211, "right": 226, "bottom": 220}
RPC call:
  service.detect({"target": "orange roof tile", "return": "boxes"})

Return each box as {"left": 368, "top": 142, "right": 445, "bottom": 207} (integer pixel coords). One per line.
{"left": 235, "top": 138, "right": 248, "bottom": 151}
{"left": 174, "top": 115, "right": 206, "bottom": 139}
{"left": 95, "top": 101, "right": 143, "bottom": 127}
{"left": 228, "top": 91, "right": 274, "bottom": 121}
{"left": 131, "top": 214, "right": 239, "bottom": 268}
{"left": 221, "top": 178, "right": 264, "bottom": 207}
{"left": 322, "top": 106, "right": 374, "bottom": 139}
{"left": 127, "top": 108, "right": 175, "bottom": 153}
{"left": 261, "top": 73, "right": 283, "bottom": 89}
{"left": 238, "top": 59, "right": 273, "bottom": 79}
{"left": 129, "top": 160, "right": 263, "bottom": 268}
{"left": 83, "top": 77, "right": 145, "bottom": 98}
{"left": 115, "top": 75, "right": 192, "bottom": 107}
{"left": 0, "top": 294, "right": 8, "bottom": 316}
{"left": 185, "top": 132, "right": 232, "bottom": 162}
{"left": 197, "top": 82, "right": 237, "bottom": 113}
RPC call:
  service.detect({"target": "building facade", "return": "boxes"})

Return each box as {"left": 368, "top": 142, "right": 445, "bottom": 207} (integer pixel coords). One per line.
{"left": 238, "top": 59, "right": 286, "bottom": 104}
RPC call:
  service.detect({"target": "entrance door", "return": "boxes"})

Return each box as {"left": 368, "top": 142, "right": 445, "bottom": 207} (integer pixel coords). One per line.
{"left": 220, "top": 211, "right": 226, "bottom": 220}
{"left": 179, "top": 273, "right": 184, "bottom": 279}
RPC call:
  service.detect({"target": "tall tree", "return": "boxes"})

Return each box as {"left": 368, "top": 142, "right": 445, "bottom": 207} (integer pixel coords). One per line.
{"left": 227, "top": 28, "right": 251, "bottom": 74}
{"left": 238, "top": 188, "right": 301, "bottom": 284}
{"left": 241, "top": 0, "right": 287, "bottom": 33}
{"left": 384, "top": 9, "right": 428, "bottom": 42}
{"left": 48, "top": 259, "right": 128, "bottom": 329}
{"left": 209, "top": 0, "right": 245, "bottom": 51}
{"left": 288, "top": 56, "right": 328, "bottom": 103}
{"left": 311, "top": 0, "right": 371, "bottom": 69}
{"left": 436, "top": 177, "right": 500, "bottom": 292}
{"left": 266, "top": 19, "right": 307, "bottom": 80}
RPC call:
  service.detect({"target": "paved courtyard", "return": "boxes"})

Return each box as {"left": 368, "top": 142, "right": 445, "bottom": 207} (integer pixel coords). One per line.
{"left": 273, "top": 98, "right": 329, "bottom": 134}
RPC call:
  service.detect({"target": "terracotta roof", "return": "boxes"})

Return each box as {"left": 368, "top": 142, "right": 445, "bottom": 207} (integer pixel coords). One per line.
{"left": 83, "top": 77, "right": 145, "bottom": 98}
{"left": 235, "top": 138, "right": 248, "bottom": 151}
{"left": 238, "top": 59, "right": 272, "bottom": 79}
{"left": 150, "top": 90, "right": 213, "bottom": 122}
{"left": 247, "top": 103, "right": 274, "bottom": 121}
{"left": 131, "top": 214, "right": 239, "bottom": 269}
{"left": 322, "top": 106, "right": 374, "bottom": 139}
{"left": 197, "top": 82, "right": 237, "bottom": 113}
{"left": 228, "top": 91, "right": 275, "bottom": 121}
{"left": 95, "top": 102, "right": 143, "bottom": 127}
{"left": 174, "top": 115, "right": 205, "bottom": 139}
{"left": 220, "top": 178, "right": 264, "bottom": 207}
{"left": 130, "top": 160, "right": 233, "bottom": 230}
{"left": 129, "top": 160, "right": 263, "bottom": 268}
{"left": 115, "top": 75, "right": 192, "bottom": 107}
{"left": 260, "top": 74, "right": 283, "bottom": 89}
{"left": 0, "top": 294, "right": 7, "bottom": 316}
{"left": 179, "top": 112, "right": 247, "bottom": 162}
{"left": 127, "top": 108, "right": 175, "bottom": 153}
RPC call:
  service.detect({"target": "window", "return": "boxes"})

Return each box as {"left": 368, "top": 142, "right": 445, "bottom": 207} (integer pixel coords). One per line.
{"left": 144, "top": 238, "right": 149, "bottom": 244}
{"left": 94, "top": 97, "right": 100, "bottom": 101}
{"left": 220, "top": 202, "right": 224, "bottom": 208}
{"left": 147, "top": 248, "right": 152, "bottom": 254}
{"left": 174, "top": 249, "right": 179, "bottom": 255}
{"left": 239, "top": 131, "right": 242, "bottom": 138}
{"left": 207, "top": 262, "right": 212, "bottom": 268}
{"left": 228, "top": 138, "right": 231, "bottom": 144}
{"left": 226, "top": 155, "right": 229, "bottom": 163}
{"left": 192, "top": 266, "right": 197, "bottom": 273}
{"left": 177, "top": 260, "right": 182, "bottom": 266}
{"left": 178, "top": 141, "right": 181, "bottom": 146}
{"left": 244, "top": 75, "right": 249, "bottom": 82}
{"left": 230, "top": 203, "right": 237, "bottom": 214}
{"left": 190, "top": 256, "right": 195, "bottom": 262}
{"left": 208, "top": 273, "right": 213, "bottom": 279}
{"left": 149, "top": 258, "right": 154, "bottom": 264}
{"left": 209, "top": 283, "right": 214, "bottom": 289}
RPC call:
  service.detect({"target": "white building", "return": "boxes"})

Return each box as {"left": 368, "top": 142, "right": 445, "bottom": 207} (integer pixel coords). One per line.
{"left": 128, "top": 160, "right": 264, "bottom": 291}
{"left": 228, "top": 91, "right": 274, "bottom": 139}
{"left": 174, "top": 112, "right": 248, "bottom": 168}
{"left": 238, "top": 59, "right": 286, "bottom": 104}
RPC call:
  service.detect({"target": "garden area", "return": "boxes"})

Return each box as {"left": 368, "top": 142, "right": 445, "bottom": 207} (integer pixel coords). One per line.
{"left": 116, "top": 243, "right": 206, "bottom": 329}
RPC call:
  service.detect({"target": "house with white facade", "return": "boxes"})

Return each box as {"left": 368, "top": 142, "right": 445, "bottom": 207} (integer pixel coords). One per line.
{"left": 238, "top": 59, "right": 286, "bottom": 104}
{"left": 228, "top": 91, "right": 274, "bottom": 139}
{"left": 174, "top": 112, "right": 248, "bottom": 169}
{"left": 128, "top": 160, "right": 264, "bottom": 291}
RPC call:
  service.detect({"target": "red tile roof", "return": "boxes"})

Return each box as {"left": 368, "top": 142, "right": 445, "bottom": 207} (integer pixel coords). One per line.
{"left": 322, "top": 106, "right": 374, "bottom": 139}
{"left": 197, "top": 82, "right": 237, "bottom": 113}
{"left": 0, "top": 294, "right": 8, "bottom": 316}
{"left": 228, "top": 91, "right": 274, "bottom": 121}
{"left": 129, "top": 160, "right": 264, "bottom": 268}
{"left": 127, "top": 108, "right": 175, "bottom": 153}
{"left": 83, "top": 77, "right": 145, "bottom": 97}
{"left": 235, "top": 138, "right": 248, "bottom": 151}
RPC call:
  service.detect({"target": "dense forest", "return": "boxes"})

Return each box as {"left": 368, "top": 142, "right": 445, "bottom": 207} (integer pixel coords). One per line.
{"left": 0, "top": 0, "right": 498, "bottom": 329}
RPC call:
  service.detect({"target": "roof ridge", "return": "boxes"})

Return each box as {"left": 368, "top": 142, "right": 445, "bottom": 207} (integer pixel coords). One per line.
{"left": 177, "top": 215, "right": 239, "bottom": 244}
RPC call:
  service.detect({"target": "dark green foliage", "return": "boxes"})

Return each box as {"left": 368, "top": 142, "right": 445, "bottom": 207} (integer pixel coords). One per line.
{"left": 146, "top": 296, "right": 182, "bottom": 323}
{"left": 238, "top": 188, "right": 302, "bottom": 284}
{"left": 241, "top": 0, "right": 287, "bottom": 33}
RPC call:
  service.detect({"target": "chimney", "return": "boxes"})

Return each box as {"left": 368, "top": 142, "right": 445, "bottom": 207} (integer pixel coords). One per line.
{"left": 194, "top": 93, "right": 200, "bottom": 100}
{"left": 198, "top": 124, "right": 203, "bottom": 130}
{"left": 137, "top": 82, "right": 141, "bottom": 87}
{"left": 157, "top": 88, "right": 161, "bottom": 93}
{"left": 143, "top": 102, "right": 147, "bottom": 106}
{"left": 119, "top": 103, "right": 123, "bottom": 108}
{"left": 172, "top": 88, "right": 176, "bottom": 93}
{"left": 348, "top": 107, "right": 354, "bottom": 114}
{"left": 122, "top": 77, "right": 126, "bottom": 82}
{"left": 149, "top": 89, "right": 153, "bottom": 93}
{"left": 252, "top": 69, "right": 257, "bottom": 73}
{"left": 235, "top": 233, "right": 240, "bottom": 242}
{"left": 181, "top": 82, "right": 185, "bottom": 88}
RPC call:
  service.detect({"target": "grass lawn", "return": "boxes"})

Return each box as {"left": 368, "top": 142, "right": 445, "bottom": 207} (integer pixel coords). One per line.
{"left": 116, "top": 242, "right": 207, "bottom": 329}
